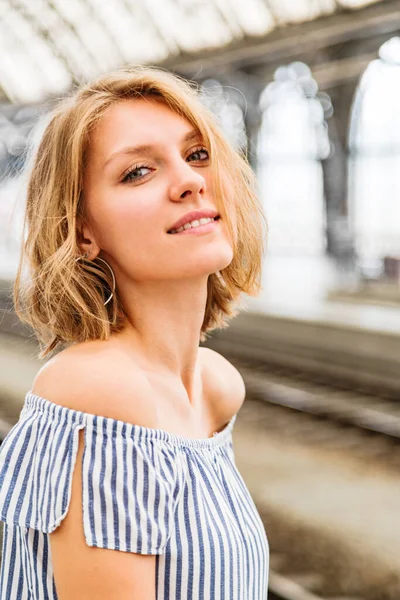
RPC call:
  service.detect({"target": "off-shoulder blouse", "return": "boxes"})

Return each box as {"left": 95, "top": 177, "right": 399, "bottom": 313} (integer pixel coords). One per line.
{"left": 0, "top": 392, "right": 269, "bottom": 599}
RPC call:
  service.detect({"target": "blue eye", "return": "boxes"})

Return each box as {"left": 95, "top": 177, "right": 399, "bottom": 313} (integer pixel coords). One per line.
{"left": 122, "top": 165, "right": 152, "bottom": 183}
{"left": 188, "top": 148, "right": 209, "bottom": 162}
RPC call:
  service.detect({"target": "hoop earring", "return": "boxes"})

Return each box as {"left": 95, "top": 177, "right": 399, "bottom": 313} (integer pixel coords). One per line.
{"left": 75, "top": 252, "right": 116, "bottom": 306}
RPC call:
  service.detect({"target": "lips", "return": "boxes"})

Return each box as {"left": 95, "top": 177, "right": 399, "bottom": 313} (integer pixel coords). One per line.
{"left": 167, "top": 209, "right": 220, "bottom": 233}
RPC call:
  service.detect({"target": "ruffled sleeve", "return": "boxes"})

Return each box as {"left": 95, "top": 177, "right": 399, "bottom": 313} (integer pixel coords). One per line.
{"left": 0, "top": 393, "right": 184, "bottom": 554}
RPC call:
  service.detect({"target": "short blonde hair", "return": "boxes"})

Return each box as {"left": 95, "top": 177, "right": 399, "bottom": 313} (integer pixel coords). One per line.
{"left": 14, "top": 66, "right": 267, "bottom": 359}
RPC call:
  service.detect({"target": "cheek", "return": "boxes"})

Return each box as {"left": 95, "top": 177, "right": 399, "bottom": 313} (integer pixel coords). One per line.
{"left": 92, "top": 188, "right": 163, "bottom": 250}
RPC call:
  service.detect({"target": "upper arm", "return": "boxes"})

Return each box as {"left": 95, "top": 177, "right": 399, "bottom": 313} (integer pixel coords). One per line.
{"left": 32, "top": 347, "right": 161, "bottom": 599}
{"left": 49, "top": 429, "right": 157, "bottom": 600}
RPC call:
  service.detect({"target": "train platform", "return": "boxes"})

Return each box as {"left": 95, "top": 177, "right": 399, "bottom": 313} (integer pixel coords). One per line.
{"left": 244, "top": 254, "right": 400, "bottom": 335}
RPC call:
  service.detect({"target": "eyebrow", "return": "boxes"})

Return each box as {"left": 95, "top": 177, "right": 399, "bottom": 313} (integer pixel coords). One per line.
{"left": 103, "top": 129, "right": 203, "bottom": 170}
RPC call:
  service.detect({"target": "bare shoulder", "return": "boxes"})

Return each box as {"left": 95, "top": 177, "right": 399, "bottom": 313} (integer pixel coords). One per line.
{"left": 199, "top": 346, "right": 246, "bottom": 416}
{"left": 31, "top": 340, "right": 157, "bottom": 426}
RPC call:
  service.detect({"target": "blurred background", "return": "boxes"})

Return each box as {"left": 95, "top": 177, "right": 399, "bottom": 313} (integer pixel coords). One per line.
{"left": 1, "top": 1, "right": 400, "bottom": 599}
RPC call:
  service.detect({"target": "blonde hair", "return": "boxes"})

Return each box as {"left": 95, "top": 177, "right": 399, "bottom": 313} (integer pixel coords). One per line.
{"left": 14, "top": 66, "right": 267, "bottom": 359}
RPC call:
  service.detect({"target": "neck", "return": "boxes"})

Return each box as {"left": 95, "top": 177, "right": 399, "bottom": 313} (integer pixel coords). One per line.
{"left": 113, "top": 275, "right": 209, "bottom": 399}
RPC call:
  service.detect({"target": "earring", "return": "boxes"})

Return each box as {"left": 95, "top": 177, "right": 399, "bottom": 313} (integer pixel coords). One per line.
{"left": 75, "top": 253, "right": 116, "bottom": 306}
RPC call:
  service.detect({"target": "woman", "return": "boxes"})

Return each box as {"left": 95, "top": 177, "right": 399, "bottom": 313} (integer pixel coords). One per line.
{"left": 0, "top": 66, "right": 268, "bottom": 599}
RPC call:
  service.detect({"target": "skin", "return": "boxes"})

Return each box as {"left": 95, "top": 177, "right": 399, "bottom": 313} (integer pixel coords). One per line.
{"left": 77, "top": 98, "right": 234, "bottom": 407}
{"left": 42, "top": 98, "right": 244, "bottom": 598}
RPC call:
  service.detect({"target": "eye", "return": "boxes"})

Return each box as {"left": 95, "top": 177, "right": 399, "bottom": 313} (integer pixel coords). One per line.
{"left": 187, "top": 147, "right": 209, "bottom": 162}
{"left": 121, "top": 165, "right": 152, "bottom": 183}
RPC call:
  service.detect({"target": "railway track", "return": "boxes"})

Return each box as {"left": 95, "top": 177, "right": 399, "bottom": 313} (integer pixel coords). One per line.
{"left": 240, "top": 365, "right": 400, "bottom": 440}
{"left": 268, "top": 568, "right": 362, "bottom": 600}
{"left": 214, "top": 354, "right": 400, "bottom": 468}
{"left": 268, "top": 569, "right": 325, "bottom": 600}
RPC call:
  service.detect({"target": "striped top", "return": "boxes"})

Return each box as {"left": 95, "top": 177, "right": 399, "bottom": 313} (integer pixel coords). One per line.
{"left": 0, "top": 392, "right": 269, "bottom": 599}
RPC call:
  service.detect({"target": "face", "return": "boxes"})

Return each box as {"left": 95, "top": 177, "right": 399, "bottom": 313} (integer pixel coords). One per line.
{"left": 80, "top": 98, "right": 234, "bottom": 283}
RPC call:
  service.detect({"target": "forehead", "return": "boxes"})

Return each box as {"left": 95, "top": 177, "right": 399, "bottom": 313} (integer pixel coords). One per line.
{"left": 89, "top": 98, "right": 198, "bottom": 158}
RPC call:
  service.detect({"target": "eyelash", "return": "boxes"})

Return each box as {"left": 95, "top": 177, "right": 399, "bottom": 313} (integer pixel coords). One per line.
{"left": 121, "top": 146, "right": 210, "bottom": 184}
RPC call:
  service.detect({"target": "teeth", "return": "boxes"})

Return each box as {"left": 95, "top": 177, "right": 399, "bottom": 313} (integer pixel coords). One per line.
{"left": 169, "top": 216, "right": 216, "bottom": 234}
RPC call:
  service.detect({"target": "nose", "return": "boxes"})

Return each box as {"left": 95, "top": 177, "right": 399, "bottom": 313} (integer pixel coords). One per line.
{"left": 168, "top": 159, "right": 206, "bottom": 202}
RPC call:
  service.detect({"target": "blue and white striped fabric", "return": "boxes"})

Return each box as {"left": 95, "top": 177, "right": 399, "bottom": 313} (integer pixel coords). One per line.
{"left": 0, "top": 392, "right": 269, "bottom": 599}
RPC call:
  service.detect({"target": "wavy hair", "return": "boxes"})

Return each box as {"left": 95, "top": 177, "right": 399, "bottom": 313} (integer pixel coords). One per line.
{"left": 13, "top": 66, "right": 267, "bottom": 359}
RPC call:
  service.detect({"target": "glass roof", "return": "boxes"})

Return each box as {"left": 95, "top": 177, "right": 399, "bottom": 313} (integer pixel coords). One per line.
{"left": 0, "top": 0, "right": 384, "bottom": 104}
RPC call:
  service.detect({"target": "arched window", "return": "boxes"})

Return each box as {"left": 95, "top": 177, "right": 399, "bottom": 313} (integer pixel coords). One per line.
{"left": 256, "top": 62, "right": 330, "bottom": 256}
{"left": 349, "top": 37, "right": 400, "bottom": 275}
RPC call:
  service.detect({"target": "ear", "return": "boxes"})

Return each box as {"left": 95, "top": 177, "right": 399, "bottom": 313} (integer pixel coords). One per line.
{"left": 76, "top": 219, "right": 100, "bottom": 260}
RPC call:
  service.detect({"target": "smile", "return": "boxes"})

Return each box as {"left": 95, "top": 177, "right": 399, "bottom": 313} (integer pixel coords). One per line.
{"left": 168, "top": 216, "right": 220, "bottom": 234}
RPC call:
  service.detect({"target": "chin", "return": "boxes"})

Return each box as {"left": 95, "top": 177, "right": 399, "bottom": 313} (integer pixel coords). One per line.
{"left": 197, "top": 245, "right": 234, "bottom": 276}
{"left": 158, "top": 242, "right": 234, "bottom": 280}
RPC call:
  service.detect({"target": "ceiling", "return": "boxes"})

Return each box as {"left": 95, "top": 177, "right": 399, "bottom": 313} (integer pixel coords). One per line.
{"left": 0, "top": 0, "right": 384, "bottom": 104}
